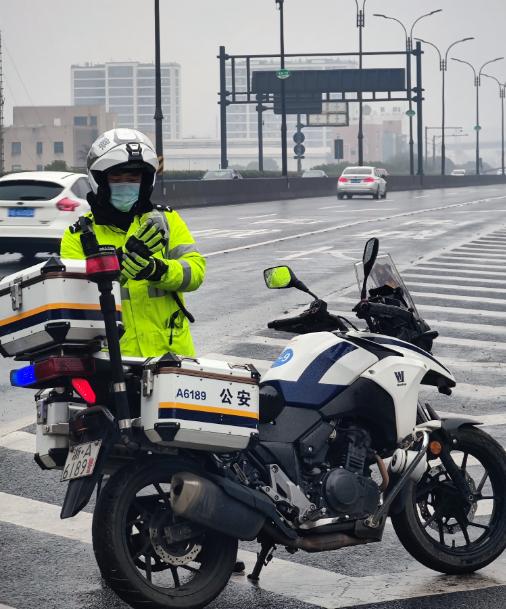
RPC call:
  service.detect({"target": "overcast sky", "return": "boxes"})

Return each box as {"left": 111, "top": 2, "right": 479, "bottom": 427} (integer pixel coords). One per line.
{"left": 1, "top": 0, "right": 505, "bottom": 143}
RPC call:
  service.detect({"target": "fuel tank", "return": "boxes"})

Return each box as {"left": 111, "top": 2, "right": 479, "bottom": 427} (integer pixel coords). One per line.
{"left": 261, "top": 332, "right": 378, "bottom": 410}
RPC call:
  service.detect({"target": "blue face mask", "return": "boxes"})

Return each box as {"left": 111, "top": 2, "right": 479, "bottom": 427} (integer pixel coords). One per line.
{"left": 109, "top": 183, "right": 140, "bottom": 213}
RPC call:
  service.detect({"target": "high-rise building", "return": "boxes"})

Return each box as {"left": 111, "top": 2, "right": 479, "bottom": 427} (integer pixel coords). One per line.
{"left": 71, "top": 62, "right": 181, "bottom": 147}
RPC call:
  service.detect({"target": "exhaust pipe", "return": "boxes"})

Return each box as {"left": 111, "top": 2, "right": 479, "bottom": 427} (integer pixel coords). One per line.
{"left": 171, "top": 473, "right": 378, "bottom": 552}
{"left": 262, "top": 522, "right": 371, "bottom": 553}
{"left": 170, "top": 472, "right": 265, "bottom": 541}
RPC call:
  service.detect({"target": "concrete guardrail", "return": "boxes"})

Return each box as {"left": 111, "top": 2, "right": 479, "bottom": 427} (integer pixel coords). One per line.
{"left": 152, "top": 175, "right": 506, "bottom": 209}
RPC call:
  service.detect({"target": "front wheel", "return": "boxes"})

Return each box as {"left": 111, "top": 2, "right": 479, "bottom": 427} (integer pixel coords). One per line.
{"left": 92, "top": 458, "right": 238, "bottom": 609}
{"left": 391, "top": 427, "right": 506, "bottom": 574}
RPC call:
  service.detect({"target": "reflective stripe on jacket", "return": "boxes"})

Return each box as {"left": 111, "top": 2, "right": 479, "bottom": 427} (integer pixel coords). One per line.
{"left": 60, "top": 209, "right": 206, "bottom": 357}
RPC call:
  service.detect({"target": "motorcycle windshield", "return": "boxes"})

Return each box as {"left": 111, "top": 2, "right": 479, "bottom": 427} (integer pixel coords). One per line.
{"left": 354, "top": 254, "right": 422, "bottom": 320}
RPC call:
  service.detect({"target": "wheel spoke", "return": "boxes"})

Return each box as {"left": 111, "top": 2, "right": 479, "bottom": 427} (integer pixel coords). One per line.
{"left": 461, "top": 453, "right": 469, "bottom": 471}
{"left": 468, "top": 522, "right": 490, "bottom": 531}
{"left": 145, "top": 556, "right": 152, "bottom": 582}
{"left": 132, "top": 538, "right": 152, "bottom": 561}
{"left": 477, "top": 472, "right": 489, "bottom": 494}
{"left": 171, "top": 566, "right": 181, "bottom": 587}
{"left": 422, "top": 510, "right": 439, "bottom": 529}
{"left": 153, "top": 483, "right": 171, "bottom": 508}
{"left": 180, "top": 564, "right": 199, "bottom": 573}
{"left": 437, "top": 521, "right": 446, "bottom": 545}
{"left": 477, "top": 495, "right": 495, "bottom": 501}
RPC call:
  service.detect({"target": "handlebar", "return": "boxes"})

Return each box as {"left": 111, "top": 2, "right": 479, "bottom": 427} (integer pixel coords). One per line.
{"left": 354, "top": 300, "right": 415, "bottom": 322}
{"left": 268, "top": 300, "right": 349, "bottom": 334}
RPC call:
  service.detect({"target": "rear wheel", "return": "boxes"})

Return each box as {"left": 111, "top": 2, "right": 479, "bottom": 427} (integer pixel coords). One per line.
{"left": 392, "top": 427, "right": 506, "bottom": 574}
{"left": 346, "top": 194, "right": 353, "bottom": 199}
{"left": 93, "top": 459, "right": 238, "bottom": 609}
{"left": 337, "top": 194, "right": 344, "bottom": 200}
{"left": 382, "top": 190, "right": 388, "bottom": 199}
{"left": 373, "top": 189, "right": 380, "bottom": 200}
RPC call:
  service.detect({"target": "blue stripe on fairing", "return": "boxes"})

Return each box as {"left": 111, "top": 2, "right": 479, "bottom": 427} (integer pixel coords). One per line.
{"left": 265, "top": 341, "right": 358, "bottom": 410}
{"left": 365, "top": 335, "right": 451, "bottom": 374}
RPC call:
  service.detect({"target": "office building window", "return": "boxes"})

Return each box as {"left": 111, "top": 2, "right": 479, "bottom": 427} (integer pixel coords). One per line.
{"left": 11, "top": 142, "right": 21, "bottom": 155}
{"left": 36, "top": 164, "right": 43, "bottom": 171}
{"left": 36, "top": 142, "right": 43, "bottom": 155}
{"left": 74, "top": 116, "right": 88, "bottom": 126}
{"left": 89, "top": 116, "right": 97, "bottom": 126}
{"left": 54, "top": 141, "right": 64, "bottom": 154}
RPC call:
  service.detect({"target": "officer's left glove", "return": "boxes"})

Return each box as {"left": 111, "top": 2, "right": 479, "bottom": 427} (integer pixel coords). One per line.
{"left": 120, "top": 252, "right": 168, "bottom": 282}
{"left": 124, "top": 219, "right": 167, "bottom": 259}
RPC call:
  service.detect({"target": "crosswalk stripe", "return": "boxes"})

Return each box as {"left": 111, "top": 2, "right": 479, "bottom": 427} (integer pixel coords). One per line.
{"left": 435, "top": 255, "right": 506, "bottom": 263}
{"left": 417, "top": 261, "right": 505, "bottom": 270}
{"left": 330, "top": 296, "right": 506, "bottom": 319}
{"left": 0, "top": 491, "right": 503, "bottom": 609}
{"left": 403, "top": 272, "right": 506, "bottom": 285}
{"left": 407, "top": 281, "right": 506, "bottom": 294}
{"left": 410, "top": 291, "right": 506, "bottom": 305}
{"left": 414, "top": 267, "right": 506, "bottom": 277}
{"left": 0, "top": 430, "right": 35, "bottom": 452}
{"left": 437, "top": 335, "right": 506, "bottom": 351}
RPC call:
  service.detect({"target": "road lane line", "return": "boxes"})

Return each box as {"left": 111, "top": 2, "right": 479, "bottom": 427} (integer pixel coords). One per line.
{"left": 441, "top": 358, "right": 506, "bottom": 371}
{"left": 203, "top": 195, "right": 506, "bottom": 257}
{"left": 426, "top": 318, "right": 506, "bottom": 335}
{"left": 238, "top": 213, "right": 278, "bottom": 219}
{"left": 0, "top": 492, "right": 503, "bottom": 609}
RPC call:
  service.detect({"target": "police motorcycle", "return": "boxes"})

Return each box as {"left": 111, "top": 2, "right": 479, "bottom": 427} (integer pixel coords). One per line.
{"left": 1, "top": 235, "right": 505, "bottom": 609}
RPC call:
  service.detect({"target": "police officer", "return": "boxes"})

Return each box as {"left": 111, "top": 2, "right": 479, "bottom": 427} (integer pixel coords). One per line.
{"left": 60, "top": 128, "right": 205, "bottom": 357}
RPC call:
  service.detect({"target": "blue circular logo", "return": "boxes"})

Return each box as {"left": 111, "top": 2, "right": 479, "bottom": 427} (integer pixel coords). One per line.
{"left": 272, "top": 348, "right": 294, "bottom": 368}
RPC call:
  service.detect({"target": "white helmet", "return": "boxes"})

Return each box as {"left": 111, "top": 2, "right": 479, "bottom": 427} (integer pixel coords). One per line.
{"left": 87, "top": 128, "right": 159, "bottom": 204}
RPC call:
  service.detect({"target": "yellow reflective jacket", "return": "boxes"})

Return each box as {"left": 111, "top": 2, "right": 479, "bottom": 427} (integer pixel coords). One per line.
{"left": 60, "top": 208, "right": 206, "bottom": 358}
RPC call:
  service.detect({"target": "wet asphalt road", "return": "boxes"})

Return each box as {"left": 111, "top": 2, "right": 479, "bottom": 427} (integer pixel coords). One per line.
{"left": 1, "top": 184, "right": 506, "bottom": 609}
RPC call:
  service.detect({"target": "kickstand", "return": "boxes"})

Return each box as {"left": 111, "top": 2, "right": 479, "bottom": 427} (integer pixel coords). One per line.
{"left": 247, "top": 541, "right": 276, "bottom": 582}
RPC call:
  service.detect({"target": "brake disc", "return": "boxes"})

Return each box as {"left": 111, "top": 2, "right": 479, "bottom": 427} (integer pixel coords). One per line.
{"left": 419, "top": 465, "right": 477, "bottom": 534}
{"left": 149, "top": 510, "right": 202, "bottom": 566}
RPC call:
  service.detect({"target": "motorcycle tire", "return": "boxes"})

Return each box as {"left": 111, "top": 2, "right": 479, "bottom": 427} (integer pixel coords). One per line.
{"left": 391, "top": 426, "right": 506, "bottom": 574}
{"left": 92, "top": 458, "right": 238, "bottom": 609}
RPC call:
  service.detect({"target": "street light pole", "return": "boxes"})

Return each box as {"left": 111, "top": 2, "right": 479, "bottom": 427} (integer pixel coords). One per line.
{"left": 374, "top": 10, "right": 442, "bottom": 176}
{"left": 354, "top": 0, "right": 366, "bottom": 166}
{"left": 482, "top": 73, "right": 506, "bottom": 175}
{"left": 452, "top": 56, "right": 504, "bottom": 174}
{"left": 276, "top": 0, "right": 288, "bottom": 177}
{"left": 154, "top": 0, "right": 164, "bottom": 188}
{"left": 425, "top": 125, "right": 463, "bottom": 171}
{"left": 416, "top": 37, "right": 474, "bottom": 175}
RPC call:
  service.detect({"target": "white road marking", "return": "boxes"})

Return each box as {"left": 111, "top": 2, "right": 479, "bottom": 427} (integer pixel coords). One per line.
{"left": 407, "top": 281, "right": 506, "bottom": 294}
{"left": 203, "top": 195, "right": 506, "bottom": 257}
{"left": 410, "top": 291, "right": 506, "bottom": 305}
{"left": 0, "top": 415, "right": 34, "bottom": 437}
{"left": 426, "top": 318, "right": 506, "bottom": 336}
{"left": 331, "top": 296, "right": 506, "bottom": 319}
{"left": 436, "top": 255, "right": 506, "bottom": 263}
{"left": 419, "top": 261, "right": 505, "bottom": 270}
{"left": 0, "top": 492, "right": 503, "bottom": 609}
{"left": 279, "top": 246, "right": 333, "bottom": 260}
{"left": 403, "top": 272, "right": 506, "bottom": 285}
{"left": 0, "top": 604, "right": 17, "bottom": 609}
{"left": 238, "top": 213, "right": 278, "bottom": 220}
{"left": 319, "top": 205, "right": 345, "bottom": 210}
{"left": 441, "top": 358, "right": 506, "bottom": 371}
{"left": 415, "top": 266, "right": 506, "bottom": 277}
{"left": 451, "top": 383, "right": 506, "bottom": 399}
{"left": 0, "top": 430, "right": 35, "bottom": 453}
{"left": 414, "top": 195, "right": 430, "bottom": 198}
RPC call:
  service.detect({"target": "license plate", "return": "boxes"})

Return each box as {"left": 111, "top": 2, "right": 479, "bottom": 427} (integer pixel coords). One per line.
{"left": 61, "top": 440, "right": 102, "bottom": 482}
{"left": 8, "top": 207, "right": 34, "bottom": 217}
{"left": 351, "top": 179, "right": 361, "bottom": 183}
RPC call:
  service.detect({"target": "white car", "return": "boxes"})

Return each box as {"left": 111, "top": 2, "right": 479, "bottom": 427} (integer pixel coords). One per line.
{"left": 202, "top": 169, "right": 243, "bottom": 180}
{"left": 0, "top": 171, "right": 91, "bottom": 259}
{"left": 337, "top": 166, "right": 387, "bottom": 200}
{"left": 450, "top": 169, "right": 466, "bottom": 176}
{"left": 302, "top": 169, "right": 328, "bottom": 178}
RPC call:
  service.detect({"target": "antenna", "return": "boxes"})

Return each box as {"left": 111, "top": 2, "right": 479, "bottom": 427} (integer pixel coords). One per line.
{"left": 0, "top": 30, "right": 4, "bottom": 175}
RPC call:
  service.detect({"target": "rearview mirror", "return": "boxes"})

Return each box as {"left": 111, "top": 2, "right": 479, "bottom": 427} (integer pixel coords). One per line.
{"left": 361, "top": 238, "right": 379, "bottom": 299}
{"left": 264, "top": 266, "right": 295, "bottom": 289}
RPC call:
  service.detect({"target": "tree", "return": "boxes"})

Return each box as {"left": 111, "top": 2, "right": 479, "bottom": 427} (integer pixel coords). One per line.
{"left": 44, "top": 160, "right": 68, "bottom": 171}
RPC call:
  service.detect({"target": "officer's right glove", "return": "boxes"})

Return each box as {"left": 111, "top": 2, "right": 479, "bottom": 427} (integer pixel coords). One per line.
{"left": 124, "top": 219, "right": 167, "bottom": 259}
{"left": 120, "top": 252, "right": 168, "bottom": 283}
